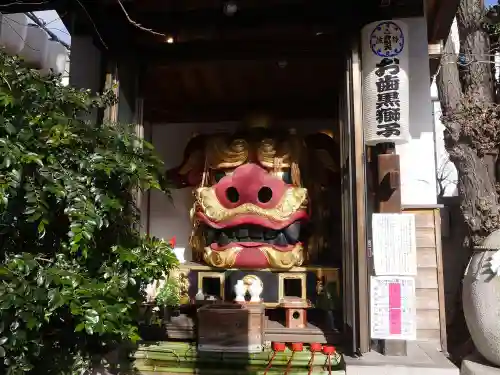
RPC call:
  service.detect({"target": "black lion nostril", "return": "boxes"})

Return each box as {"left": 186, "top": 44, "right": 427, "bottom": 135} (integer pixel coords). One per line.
{"left": 226, "top": 186, "right": 240, "bottom": 203}
{"left": 258, "top": 186, "right": 273, "bottom": 203}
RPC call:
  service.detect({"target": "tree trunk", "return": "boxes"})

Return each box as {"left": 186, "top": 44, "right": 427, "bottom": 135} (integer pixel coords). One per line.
{"left": 436, "top": 0, "right": 500, "bottom": 245}
{"left": 456, "top": 0, "right": 494, "bottom": 103}
{"left": 436, "top": 36, "right": 461, "bottom": 114}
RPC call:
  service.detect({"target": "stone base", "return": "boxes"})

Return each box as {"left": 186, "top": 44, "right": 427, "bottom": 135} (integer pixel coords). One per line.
{"left": 462, "top": 353, "right": 500, "bottom": 375}
{"left": 344, "top": 342, "right": 458, "bottom": 375}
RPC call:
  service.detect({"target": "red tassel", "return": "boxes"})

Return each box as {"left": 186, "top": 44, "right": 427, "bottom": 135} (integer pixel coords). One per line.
{"left": 322, "top": 345, "right": 335, "bottom": 355}
{"left": 273, "top": 342, "right": 286, "bottom": 352}
{"left": 322, "top": 345, "right": 336, "bottom": 375}
{"left": 264, "top": 342, "right": 286, "bottom": 375}
{"left": 308, "top": 343, "right": 322, "bottom": 375}
{"left": 284, "top": 343, "right": 304, "bottom": 375}
{"left": 310, "top": 343, "right": 322, "bottom": 352}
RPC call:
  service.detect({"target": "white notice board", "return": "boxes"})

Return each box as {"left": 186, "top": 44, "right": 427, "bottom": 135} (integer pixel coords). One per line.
{"left": 370, "top": 276, "right": 416, "bottom": 340}
{"left": 372, "top": 213, "right": 417, "bottom": 275}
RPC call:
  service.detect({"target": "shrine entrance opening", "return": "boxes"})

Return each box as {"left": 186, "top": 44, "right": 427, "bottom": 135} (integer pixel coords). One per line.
{"left": 139, "top": 44, "right": 369, "bottom": 354}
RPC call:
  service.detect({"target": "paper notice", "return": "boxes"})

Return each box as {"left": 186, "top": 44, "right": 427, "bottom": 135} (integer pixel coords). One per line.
{"left": 370, "top": 276, "right": 416, "bottom": 340}
{"left": 372, "top": 213, "right": 417, "bottom": 276}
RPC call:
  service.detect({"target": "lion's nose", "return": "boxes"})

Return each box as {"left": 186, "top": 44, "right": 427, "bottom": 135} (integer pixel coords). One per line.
{"left": 257, "top": 186, "right": 273, "bottom": 203}
{"left": 225, "top": 186, "right": 240, "bottom": 203}
{"left": 215, "top": 164, "right": 286, "bottom": 208}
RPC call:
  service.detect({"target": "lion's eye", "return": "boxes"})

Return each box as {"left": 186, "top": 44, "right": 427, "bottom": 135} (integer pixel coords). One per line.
{"left": 281, "top": 169, "right": 292, "bottom": 184}
{"left": 214, "top": 171, "right": 226, "bottom": 183}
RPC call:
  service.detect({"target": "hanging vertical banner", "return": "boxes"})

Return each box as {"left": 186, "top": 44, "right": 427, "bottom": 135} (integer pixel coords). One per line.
{"left": 361, "top": 20, "right": 410, "bottom": 146}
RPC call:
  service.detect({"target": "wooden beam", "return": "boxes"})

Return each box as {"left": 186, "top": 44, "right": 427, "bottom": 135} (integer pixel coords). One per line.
{"left": 106, "top": 0, "right": 424, "bottom": 39}
{"left": 428, "top": 0, "right": 460, "bottom": 43}
{"left": 71, "top": 0, "right": 424, "bottom": 49}
{"left": 115, "top": 1, "right": 359, "bottom": 35}
{"left": 131, "top": 0, "right": 313, "bottom": 13}
{"left": 113, "top": 36, "right": 348, "bottom": 64}
{"left": 143, "top": 97, "right": 338, "bottom": 123}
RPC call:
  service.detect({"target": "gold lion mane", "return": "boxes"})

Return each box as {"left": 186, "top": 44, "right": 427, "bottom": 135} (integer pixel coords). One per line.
{"left": 205, "top": 132, "right": 303, "bottom": 186}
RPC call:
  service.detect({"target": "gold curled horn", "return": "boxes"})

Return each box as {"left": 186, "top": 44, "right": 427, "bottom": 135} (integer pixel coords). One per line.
{"left": 206, "top": 134, "right": 249, "bottom": 169}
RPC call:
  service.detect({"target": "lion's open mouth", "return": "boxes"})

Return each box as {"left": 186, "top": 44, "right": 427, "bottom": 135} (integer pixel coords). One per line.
{"left": 203, "top": 221, "right": 302, "bottom": 249}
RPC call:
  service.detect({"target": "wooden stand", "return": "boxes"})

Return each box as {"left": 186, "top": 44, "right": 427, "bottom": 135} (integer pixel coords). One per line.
{"left": 280, "top": 297, "right": 309, "bottom": 329}
{"left": 197, "top": 303, "right": 264, "bottom": 353}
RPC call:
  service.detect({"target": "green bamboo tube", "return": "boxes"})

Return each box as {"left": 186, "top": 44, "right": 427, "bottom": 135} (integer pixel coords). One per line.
{"left": 135, "top": 344, "right": 341, "bottom": 363}
{"left": 135, "top": 363, "right": 345, "bottom": 375}
{"left": 134, "top": 353, "right": 340, "bottom": 368}
{"left": 134, "top": 350, "right": 341, "bottom": 368}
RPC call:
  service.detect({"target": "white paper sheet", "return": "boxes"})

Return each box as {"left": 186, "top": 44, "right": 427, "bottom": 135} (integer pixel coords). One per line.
{"left": 370, "top": 276, "right": 416, "bottom": 340}
{"left": 372, "top": 213, "right": 417, "bottom": 275}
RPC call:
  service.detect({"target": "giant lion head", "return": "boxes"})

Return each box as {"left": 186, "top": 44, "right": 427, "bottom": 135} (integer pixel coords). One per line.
{"left": 166, "top": 126, "right": 339, "bottom": 270}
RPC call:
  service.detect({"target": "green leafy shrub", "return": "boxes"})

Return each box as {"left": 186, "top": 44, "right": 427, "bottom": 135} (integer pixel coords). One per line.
{"left": 0, "top": 52, "right": 178, "bottom": 374}
{"left": 155, "top": 278, "right": 181, "bottom": 308}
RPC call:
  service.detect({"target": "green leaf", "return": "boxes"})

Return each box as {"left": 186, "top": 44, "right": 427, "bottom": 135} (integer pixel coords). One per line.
{"left": 26, "top": 317, "right": 38, "bottom": 330}
{"left": 4, "top": 122, "right": 15, "bottom": 135}
{"left": 85, "top": 325, "right": 94, "bottom": 335}
{"left": 0, "top": 346, "right": 4, "bottom": 358}
{"left": 36, "top": 273, "right": 44, "bottom": 286}
{"left": 84, "top": 309, "right": 99, "bottom": 325}
{"left": 9, "top": 321, "right": 19, "bottom": 331}
{"left": 48, "top": 289, "right": 64, "bottom": 309}
{"left": 0, "top": 337, "right": 7, "bottom": 345}
{"left": 74, "top": 323, "right": 85, "bottom": 332}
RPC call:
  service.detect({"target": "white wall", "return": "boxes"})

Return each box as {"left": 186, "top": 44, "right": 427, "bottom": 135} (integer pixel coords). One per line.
{"left": 395, "top": 17, "right": 438, "bottom": 205}
{"left": 146, "top": 120, "right": 337, "bottom": 263}
{"left": 61, "top": 55, "right": 70, "bottom": 87}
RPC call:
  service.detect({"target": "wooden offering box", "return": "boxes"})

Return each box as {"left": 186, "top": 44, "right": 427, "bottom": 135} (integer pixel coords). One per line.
{"left": 280, "top": 297, "right": 310, "bottom": 329}
{"left": 197, "top": 303, "right": 264, "bottom": 353}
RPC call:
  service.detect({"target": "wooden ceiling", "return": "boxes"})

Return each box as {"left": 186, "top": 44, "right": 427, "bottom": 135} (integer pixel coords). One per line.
{"left": 142, "top": 58, "right": 341, "bottom": 123}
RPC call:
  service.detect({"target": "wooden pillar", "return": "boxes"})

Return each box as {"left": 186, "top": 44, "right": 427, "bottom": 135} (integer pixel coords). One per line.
{"left": 375, "top": 144, "right": 407, "bottom": 356}
{"left": 103, "top": 61, "right": 119, "bottom": 123}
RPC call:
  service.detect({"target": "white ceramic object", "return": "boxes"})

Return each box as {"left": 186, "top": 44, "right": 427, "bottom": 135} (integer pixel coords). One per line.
{"left": 173, "top": 247, "right": 186, "bottom": 264}
{"left": 463, "top": 230, "right": 500, "bottom": 366}
{"left": 195, "top": 288, "right": 205, "bottom": 301}
{"left": 249, "top": 279, "right": 263, "bottom": 302}
{"left": 19, "top": 25, "right": 47, "bottom": 68}
{"left": 234, "top": 280, "right": 246, "bottom": 302}
{"left": 0, "top": 13, "right": 28, "bottom": 55}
